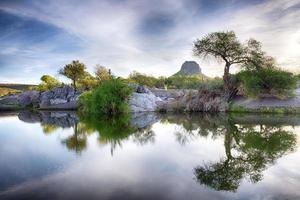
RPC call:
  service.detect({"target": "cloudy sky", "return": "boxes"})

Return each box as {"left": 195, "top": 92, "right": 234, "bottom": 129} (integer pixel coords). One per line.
{"left": 0, "top": 0, "right": 299, "bottom": 84}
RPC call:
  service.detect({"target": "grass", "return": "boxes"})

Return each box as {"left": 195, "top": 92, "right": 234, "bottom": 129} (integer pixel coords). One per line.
{"left": 0, "top": 87, "right": 21, "bottom": 97}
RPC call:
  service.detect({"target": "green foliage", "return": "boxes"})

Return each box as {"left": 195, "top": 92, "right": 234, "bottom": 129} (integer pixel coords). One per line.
{"left": 79, "top": 78, "right": 133, "bottom": 115}
{"left": 30, "top": 75, "right": 62, "bottom": 91}
{"left": 127, "top": 70, "right": 220, "bottom": 90}
{"left": 236, "top": 68, "right": 297, "bottom": 98}
{"left": 128, "top": 71, "right": 158, "bottom": 87}
{"left": 94, "top": 65, "right": 112, "bottom": 84}
{"left": 77, "top": 72, "right": 98, "bottom": 90}
{"left": 59, "top": 60, "right": 87, "bottom": 90}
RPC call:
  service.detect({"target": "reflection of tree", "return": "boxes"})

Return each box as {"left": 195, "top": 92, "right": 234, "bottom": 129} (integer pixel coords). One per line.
{"left": 160, "top": 113, "right": 228, "bottom": 145}
{"left": 194, "top": 119, "right": 296, "bottom": 192}
{"left": 61, "top": 123, "right": 93, "bottom": 154}
{"left": 79, "top": 113, "right": 155, "bottom": 155}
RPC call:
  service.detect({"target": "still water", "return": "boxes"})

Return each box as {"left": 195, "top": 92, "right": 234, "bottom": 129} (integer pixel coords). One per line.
{"left": 0, "top": 111, "right": 300, "bottom": 200}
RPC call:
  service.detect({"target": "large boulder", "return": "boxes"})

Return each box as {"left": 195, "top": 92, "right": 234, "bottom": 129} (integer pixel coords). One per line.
{"left": 0, "top": 86, "right": 80, "bottom": 110}
{"left": 39, "top": 86, "right": 80, "bottom": 110}
{"left": 18, "top": 91, "right": 40, "bottom": 107}
{"left": 129, "top": 91, "right": 162, "bottom": 112}
{"left": 0, "top": 91, "right": 40, "bottom": 110}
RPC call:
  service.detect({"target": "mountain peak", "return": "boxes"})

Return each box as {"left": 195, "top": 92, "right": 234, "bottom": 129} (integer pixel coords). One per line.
{"left": 174, "top": 61, "right": 202, "bottom": 76}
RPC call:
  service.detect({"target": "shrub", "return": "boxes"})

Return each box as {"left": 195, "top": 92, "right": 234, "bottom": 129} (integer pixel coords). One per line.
{"left": 128, "top": 71, "right": 157, "bottom": 87}
{"left": 32, "top": 75, "right": 62, "bottom": 91}
{"left": 79, "top": 78, "right": 133, "bottom": 115}
{"left": 236, "top": 68, "right": 297, "bottom": 98}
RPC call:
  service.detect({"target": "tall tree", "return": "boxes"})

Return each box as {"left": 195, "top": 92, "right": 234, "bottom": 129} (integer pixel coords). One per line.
{"left": 60, "top": 60, "right": 86, "bottom": 90}
{"left": 94, "top": 65, "right": 111, "bottom": 84}
{"left": 193, "top": 31, "right": 247, "bottom": 94}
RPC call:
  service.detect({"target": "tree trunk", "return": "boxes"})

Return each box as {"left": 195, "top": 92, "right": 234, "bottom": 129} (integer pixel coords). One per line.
{"left": 73, "top": 79, "right": 76, "bottom": 90}
{"left": 223, "top": 62, "right": 231, "bottom": 92}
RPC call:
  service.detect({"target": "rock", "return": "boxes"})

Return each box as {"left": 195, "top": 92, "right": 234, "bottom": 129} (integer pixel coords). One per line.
{"left": 129, "top": 91, "right": 162, "bottom": 112}
{"left": 157, "top": 89, "right": 228, "bottom": 112}
{"left": 174, "top": 61, "right": 202, "bottom": 76}
{"left": 136, "top": 85, "right": 150, "bottom": 94}
{"left": 0, "top": 86, "right": 80, "bottom": 110}
{"left": 50, "top": 98, "right": 68, "bottom": 105}
{"left": 39, "top": 86, "right": 79, "bottom": 110}
{"left": 18, "top": 91, "right": 40, "bottom": 107}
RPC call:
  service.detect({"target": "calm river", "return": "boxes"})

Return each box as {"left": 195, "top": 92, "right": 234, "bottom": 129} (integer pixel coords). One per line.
{"left": 0, "top": 111, "right": 300, "bottom": 200}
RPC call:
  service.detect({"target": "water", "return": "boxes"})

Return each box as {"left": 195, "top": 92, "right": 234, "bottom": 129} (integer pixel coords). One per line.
{"left": 0, "top": 111, "right": 300, "bottom": 200}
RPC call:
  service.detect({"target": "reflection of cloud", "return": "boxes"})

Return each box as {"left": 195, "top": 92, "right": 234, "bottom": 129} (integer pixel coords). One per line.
{"left": 0, "top": 0, "right": 299, "bottom": 83}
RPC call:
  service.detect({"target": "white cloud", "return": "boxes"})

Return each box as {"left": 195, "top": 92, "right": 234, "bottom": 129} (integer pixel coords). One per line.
{"left": 0, "top": 0, "right": 299, "bottom": 83}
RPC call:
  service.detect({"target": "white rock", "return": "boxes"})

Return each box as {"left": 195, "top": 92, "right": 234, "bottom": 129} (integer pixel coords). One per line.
{"left": 50, "top": 98, "right": 68, "bottom": 105}
{"left": 129, "top": 92, "right": 162, "bottom": 112}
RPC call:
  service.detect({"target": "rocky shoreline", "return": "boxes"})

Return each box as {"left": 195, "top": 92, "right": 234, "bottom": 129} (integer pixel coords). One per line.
{"left": 1, "top": 85, "right": 300, "bottom": 113}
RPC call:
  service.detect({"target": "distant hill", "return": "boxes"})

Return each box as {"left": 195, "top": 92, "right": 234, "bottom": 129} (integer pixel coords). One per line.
{"left": 172, "top": 61, "right": 209, "bottom": 80}
{"left": 0, "top": 83, "right": 36, "bottom": 91}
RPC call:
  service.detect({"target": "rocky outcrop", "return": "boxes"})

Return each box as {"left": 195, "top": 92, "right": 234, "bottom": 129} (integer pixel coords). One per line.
{"left": 39, "top": 86, "right": 80, "bottom": 109}
{"left": 129, "top": 86, "right": 162, "bottom": 112}
{"left": 173, "top": 61, "right": 202, "bottom": 76}
{"left": 157, "top": 89, "right": 228, "bottom": 112}
{"left": 0, "top": 86, "right": 80, "bottom": 110}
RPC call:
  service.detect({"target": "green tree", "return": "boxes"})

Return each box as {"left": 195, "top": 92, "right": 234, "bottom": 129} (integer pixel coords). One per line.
{"left": 34, "top": 75, "right": 62, "bottom": 91}
{"left": 95, "top": 65, "right": 111, "bottom": 84}
{"left": 78, "top": 71, "right": 98, "bottom": 90}
{"left": 60, "top": 60, "right": 86, "bottom": 90}
{"left": 128, "top": 71, "right": 157, "bottom": 87}
{"left": 193, "top": 31, "right": 273, "bottom": 97}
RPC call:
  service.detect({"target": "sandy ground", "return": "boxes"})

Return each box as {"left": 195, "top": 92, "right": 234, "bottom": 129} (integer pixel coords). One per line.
{"left": 232, "top": 88, "right": 300, "bottom": 109}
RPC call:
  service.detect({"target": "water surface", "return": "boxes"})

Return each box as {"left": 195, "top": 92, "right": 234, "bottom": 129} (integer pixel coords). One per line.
{"left": 0, "top": 111, "right": 300, "bottom": 200}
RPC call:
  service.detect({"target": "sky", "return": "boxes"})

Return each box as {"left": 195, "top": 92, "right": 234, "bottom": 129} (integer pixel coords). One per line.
{"left": 0, "top": 0, "right": 299, "bottom": 84}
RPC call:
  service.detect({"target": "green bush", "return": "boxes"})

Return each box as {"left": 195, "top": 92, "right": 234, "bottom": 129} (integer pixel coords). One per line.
{"left": 128, "top": 71, "right": 158, "bottom": 87}
{"left": 79, "top": 78, "right": 133, "bottom": 115}
{"left": 31, "top": 75, "right": 62, "bottom": 91}
{"left": 236, "top": 68, "right": 297, "bottom": 98}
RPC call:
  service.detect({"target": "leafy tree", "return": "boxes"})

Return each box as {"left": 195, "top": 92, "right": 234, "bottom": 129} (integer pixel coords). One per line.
{"left": 78, "top": 71, "right": 98, "bottom": 90}
{"left": 193, "top": 31, "right": 246, "bottom": 93}
{"left": 128, "top": 71, "right": 157, "bottom": 87}
{"left": 236, "top": 67, "right": 297, "bottom": 98}
{"left": 95, "top": 65, "right": 111, "bottom": 84}
{"left": 59, "top": 60, "right": 86, "bottom": 90}
{"left": 33, "top": 75, "right": 62, "bottom": 91}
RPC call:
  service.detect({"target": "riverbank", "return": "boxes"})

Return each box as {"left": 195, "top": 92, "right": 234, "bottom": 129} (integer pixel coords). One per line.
{"left": 1, "top": 85, "right": 300, "bottom": 114}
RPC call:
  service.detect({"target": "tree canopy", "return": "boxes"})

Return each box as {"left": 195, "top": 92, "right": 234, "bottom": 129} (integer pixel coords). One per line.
{"left": 193, "top": 31, "right": 278, "bottom": 97}
{"left": 59, "top": 60, "right": 86, "bottom": 90}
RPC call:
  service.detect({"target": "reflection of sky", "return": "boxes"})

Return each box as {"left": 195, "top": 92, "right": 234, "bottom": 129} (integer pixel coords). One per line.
{"left": 0, "top": 115, "right": 300, "bottom": 199}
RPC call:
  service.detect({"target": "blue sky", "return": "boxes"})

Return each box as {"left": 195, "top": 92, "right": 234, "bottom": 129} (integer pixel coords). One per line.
{"left": 0, "top": 0, "right": 299, "bottom": 84}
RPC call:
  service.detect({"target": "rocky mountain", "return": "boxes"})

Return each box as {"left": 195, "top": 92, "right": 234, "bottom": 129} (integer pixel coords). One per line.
{"left": 173, "top": 61, "right": 202, "bottom": 76}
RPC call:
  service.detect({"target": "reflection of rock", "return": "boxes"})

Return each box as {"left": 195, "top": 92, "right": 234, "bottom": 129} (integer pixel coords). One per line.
{"left": 18, "top": 111, "right": 78, "bottom": 128}
{"left": 130, "top": 112, "right": 159, "bottom": 128}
